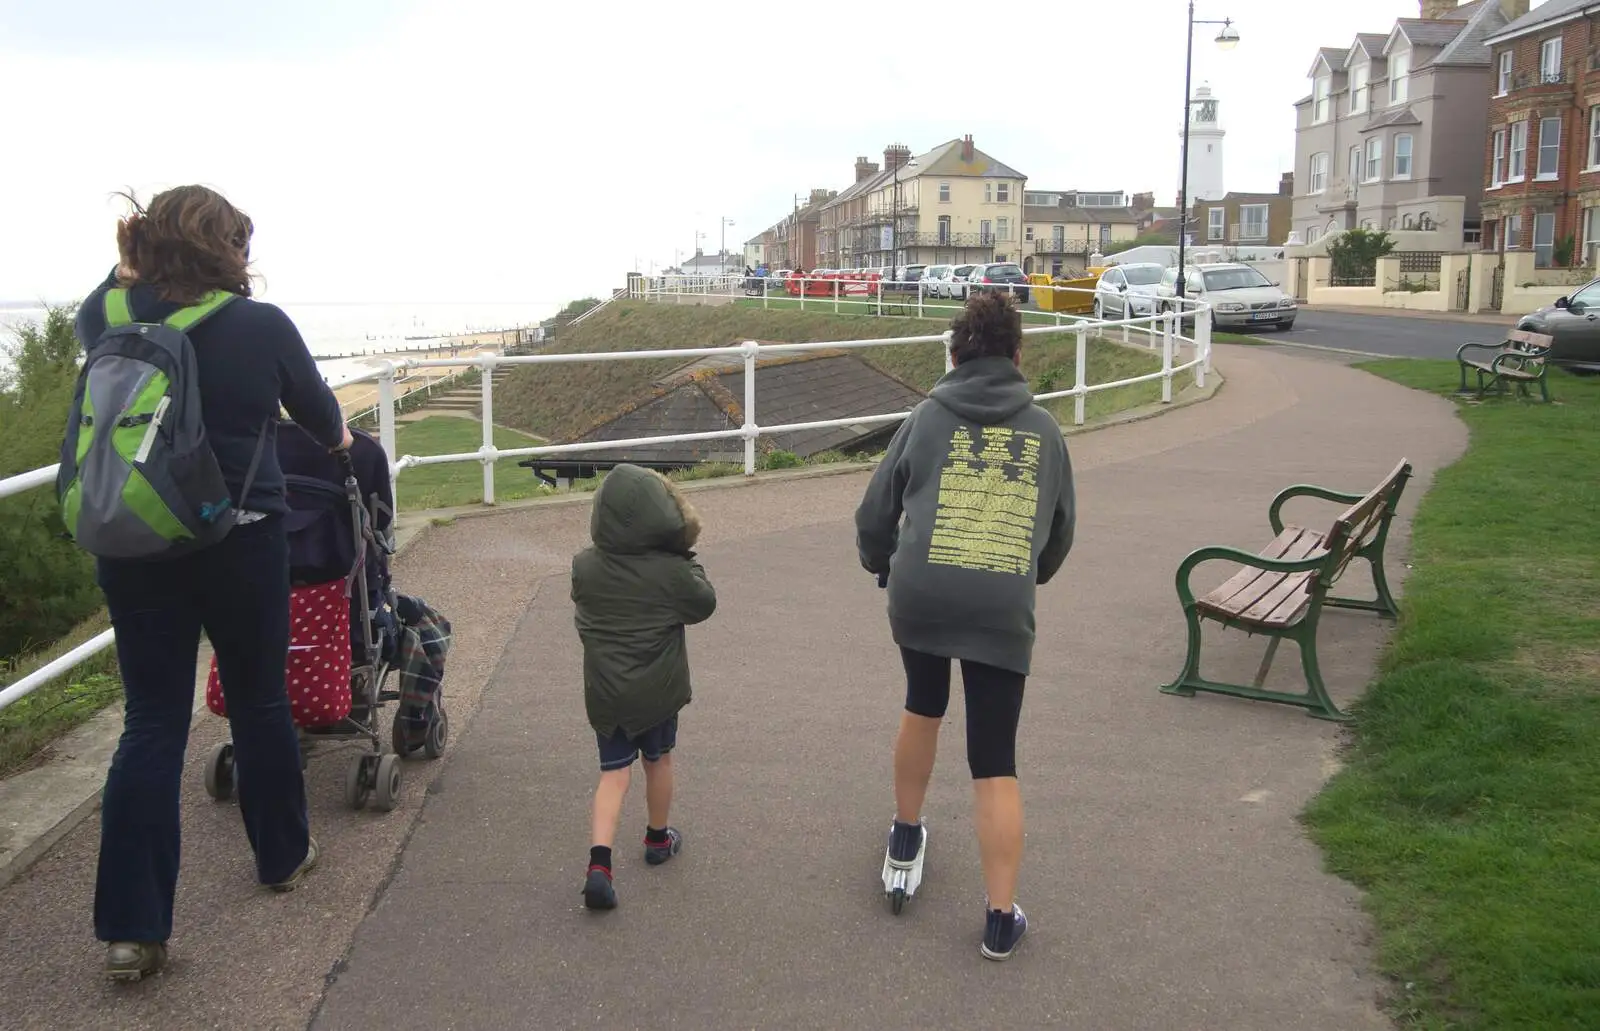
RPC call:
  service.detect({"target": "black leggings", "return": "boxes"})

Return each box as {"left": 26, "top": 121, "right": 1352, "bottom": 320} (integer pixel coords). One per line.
{"left": 900, "top": 647, "right": 1026, "bottom": 780}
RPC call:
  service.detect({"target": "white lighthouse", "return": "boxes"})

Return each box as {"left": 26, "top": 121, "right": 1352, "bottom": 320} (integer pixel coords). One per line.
{"left": 1179, "top": 83, "right": 1226, "bottom": 204}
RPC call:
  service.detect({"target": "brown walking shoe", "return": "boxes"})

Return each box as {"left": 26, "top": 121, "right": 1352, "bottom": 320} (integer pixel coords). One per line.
{"left": 268, "top": 836, "right": 319, "bottom": 893}
{"left": 106, "top": 941, "right": 167, "bottom": 981}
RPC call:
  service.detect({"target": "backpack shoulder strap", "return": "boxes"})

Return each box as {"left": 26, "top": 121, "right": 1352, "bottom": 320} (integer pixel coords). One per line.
{"left": 164, "top": 289, "right": 238, "bottom": 333}
{"left": 103, "top": 288, "right": 135, "bottom": 328}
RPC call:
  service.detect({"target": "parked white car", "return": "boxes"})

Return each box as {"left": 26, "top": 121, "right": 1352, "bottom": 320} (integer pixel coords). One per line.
{"left": 1156, "top": 262, "right": 1297, "bottom": 330}
{"left": 1093, "top": 263, "right": 1165, "bottom": 320}
{"left": 945, "top": 264, "right": 979, "bottom": 300}
{"left": 922, "top": 264, "right": 953, "bottom": 297}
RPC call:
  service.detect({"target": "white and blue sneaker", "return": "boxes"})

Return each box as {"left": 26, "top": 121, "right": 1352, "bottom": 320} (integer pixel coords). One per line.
{"left": 980, "top": 903, "right": 1028, "bottom": 961}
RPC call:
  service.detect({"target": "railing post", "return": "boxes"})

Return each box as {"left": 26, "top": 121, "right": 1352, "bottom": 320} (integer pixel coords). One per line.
{"left": 1073, "top": 325, "right": 1087, "bottom": 426}
{"left": 741, "top": 340, "right": 759, "bottom": 476}
{"left": 480, "top": 357, "right": 496, "bottom": 504}
{"left": 1161, "top": 312, "right": 1174, "bottom": 404}
{"left": 800, "top": 276, "right": 806, "bottom": 312}
{"left": 834, "top": 278, "right": 840, "bottom": 314}
{"left": 1121, "top": 297, "right": 1130, "bottom": 344}
{"left": 1198, "top": 303, "right": 1213, "bottom": 379}
{"left": 943, "top": 329, "right": 954, "bottom": 374}
{"left": 376, "top": 362, "right": 398, "bottom": 468}
{"left": 917, "top": 280, "right": 924, "bottom": 318}
{"left": 762, "top": 275, "right": 769, "bottom": 310}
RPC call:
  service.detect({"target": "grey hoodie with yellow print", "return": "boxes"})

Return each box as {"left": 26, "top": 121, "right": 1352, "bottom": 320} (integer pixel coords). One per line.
{"left": 572, "top": 464, "right": 717, "bottom": 738}
{"left": 855, "top": 355, "right": 1075, "bottom": 676}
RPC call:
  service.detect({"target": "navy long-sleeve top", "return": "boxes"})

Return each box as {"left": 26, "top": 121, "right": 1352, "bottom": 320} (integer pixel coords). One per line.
{"left": 74, "top": 269, "right": 346, "bottom": 516}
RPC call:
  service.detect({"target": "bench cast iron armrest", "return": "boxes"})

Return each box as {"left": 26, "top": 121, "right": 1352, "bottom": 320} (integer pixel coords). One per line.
{"left": 1174, "top": 545, "right": 1330, "bottom": 609}
{"left": 1268, "top": 484, "right": 1364, "bottom": 535}
{"left": 1491, "top": 350, "right": 1545, "bottom": 373}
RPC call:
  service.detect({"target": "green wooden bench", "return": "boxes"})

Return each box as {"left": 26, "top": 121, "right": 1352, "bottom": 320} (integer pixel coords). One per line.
{"left": 1455, "top": 328, "right": 1553, "bottom": 401}
{"left": 1159, "top": 459, "right": 1412, "bottom": 722}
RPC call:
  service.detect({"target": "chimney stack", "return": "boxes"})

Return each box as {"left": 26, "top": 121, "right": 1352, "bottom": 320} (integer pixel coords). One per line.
{"left": 1498, "top": 0, "right": 1529, "bottom": 18}
{"left": 1279, "top": 171, "right": 1295, "bottom": 196}
{"left": 882, "top": 144, "right": 912, "bottom": 171}
{"left": 809, "top": 188, "right": 832, "bottom": 205}
{"left": 1420, "top": 0, "right": 1457, "bottom": 18}
{"left": 960, "top": 134, "right": 974, "bottom": 162}
{"left": 855, "top": 155, "right": 880, "bottom": 182}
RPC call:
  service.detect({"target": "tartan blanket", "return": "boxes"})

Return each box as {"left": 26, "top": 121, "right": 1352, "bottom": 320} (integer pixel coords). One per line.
{"left": 393, "top": 593, "right": 452, "bottom": 751}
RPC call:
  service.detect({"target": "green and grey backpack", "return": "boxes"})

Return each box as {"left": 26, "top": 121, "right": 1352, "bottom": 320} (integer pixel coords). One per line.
{"left": 57, "top": 287, "right": 268, "bottom": 560}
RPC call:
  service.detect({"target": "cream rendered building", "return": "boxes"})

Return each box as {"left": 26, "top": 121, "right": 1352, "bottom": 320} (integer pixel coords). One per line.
{"left": 819, "top": 136, "right": 1027, "bottom": 269}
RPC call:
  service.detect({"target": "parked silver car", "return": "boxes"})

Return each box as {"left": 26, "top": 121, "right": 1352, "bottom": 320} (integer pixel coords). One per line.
{"left": 1157, "top": 262, "right": 1296, "bottom": 330}
{"left": 1093, "top": 263, "right": 1165, "bottom": 320}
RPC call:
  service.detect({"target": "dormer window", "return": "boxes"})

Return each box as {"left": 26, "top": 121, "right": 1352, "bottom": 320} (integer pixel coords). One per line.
{"left": 1313, "top": 72, "right": 1332, "bottom": 123}
{"left": 1351, "top": 62, "right": 1370, "bottom": 114}
{"left": 1390, "top": 49, "right": 1410, "bottom": 105}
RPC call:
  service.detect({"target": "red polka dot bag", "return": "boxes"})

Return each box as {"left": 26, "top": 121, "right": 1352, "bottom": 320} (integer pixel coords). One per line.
{"left": 205, "top": 580, "right": 355, "bottom": 728}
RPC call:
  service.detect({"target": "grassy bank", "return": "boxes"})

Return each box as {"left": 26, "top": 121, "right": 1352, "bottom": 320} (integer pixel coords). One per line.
{"left": 0, "top": 614, "right": 120, "bottom": 778}
{"left": 1303, "top": 361, "right": 1600, "bottom": 1029}
{"left": 496, "top": 301, "right": 1170, "bottom": 442}
{"left": 395, "top": 414, "right": 871, "bottom": 510}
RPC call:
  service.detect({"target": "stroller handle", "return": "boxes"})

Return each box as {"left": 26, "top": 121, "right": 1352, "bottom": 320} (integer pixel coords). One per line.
{"left": 332, "top": 446, "right": 358, "bottom": 485}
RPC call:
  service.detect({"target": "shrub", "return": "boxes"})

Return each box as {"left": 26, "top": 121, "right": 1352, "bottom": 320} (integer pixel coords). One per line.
{"left": 0, "top": 303, "right": 100, "bottom": 660}
{"left": 1327, "top": 228, "right": 1395, "bottom": 283}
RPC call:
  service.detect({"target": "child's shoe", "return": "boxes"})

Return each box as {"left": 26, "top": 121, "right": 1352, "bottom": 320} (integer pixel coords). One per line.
{"left": 582, "top": 866, "right": 617, "bottom": 910}
{"left": 980, "top": 903, "right": 1028, "bottom": 961}
{"left": 644, "top": 826, "right": 682, "bottom": 865}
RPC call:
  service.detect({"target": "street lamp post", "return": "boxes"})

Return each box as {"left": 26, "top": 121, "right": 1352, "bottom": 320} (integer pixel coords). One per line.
{"left": 890, "top": 154, "right": 920, "bottom": 278}
{"left": 721, "top": 216, "right": 735, "bottom": 275}
{"left": 1176, "top": 4, "right": 1239, "bottom": 303}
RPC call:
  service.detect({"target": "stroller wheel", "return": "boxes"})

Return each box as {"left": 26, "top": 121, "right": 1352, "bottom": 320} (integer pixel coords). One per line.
{"left": 390, "top": 715, "right": 414, "bottom": 759}
{"left": 345, "top": 756, "right": 373, "bottom": 810}
{"left": 425, "top": 706, "right": 449, "bottom": 760}
{"left": 204, "top": 742, "right": 235, "bottom": 802}
{"left": 372, "top": 754, "right": 402, "bottom": 813}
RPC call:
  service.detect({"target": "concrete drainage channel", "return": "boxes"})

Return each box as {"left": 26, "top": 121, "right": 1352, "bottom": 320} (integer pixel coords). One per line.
{"left": 0, "top": 359, "right": 1225, "bottom": 890}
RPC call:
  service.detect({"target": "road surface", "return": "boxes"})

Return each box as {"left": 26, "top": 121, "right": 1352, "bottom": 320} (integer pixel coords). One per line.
{"left": 1244, "top": 308, "right": 1508, "bottom": 359}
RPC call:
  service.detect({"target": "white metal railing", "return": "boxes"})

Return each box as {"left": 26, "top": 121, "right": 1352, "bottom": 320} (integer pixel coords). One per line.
{"left": 0, "top": 294, "right": 1212, "bottom": 712}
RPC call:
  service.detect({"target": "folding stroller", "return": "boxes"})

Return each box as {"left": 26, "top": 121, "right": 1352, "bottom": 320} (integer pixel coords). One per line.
{"left": 200, "top": 424, "right": 450, "bottom": 813}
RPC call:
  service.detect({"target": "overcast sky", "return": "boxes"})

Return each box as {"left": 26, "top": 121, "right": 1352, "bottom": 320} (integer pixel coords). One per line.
{"left": 2, "top": 0, "right": 1444, "bottom": 311}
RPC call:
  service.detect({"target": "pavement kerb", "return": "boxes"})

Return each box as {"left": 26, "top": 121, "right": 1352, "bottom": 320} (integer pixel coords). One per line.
{"left": 0, "top": 361, "right": 1223, "bottom": 891}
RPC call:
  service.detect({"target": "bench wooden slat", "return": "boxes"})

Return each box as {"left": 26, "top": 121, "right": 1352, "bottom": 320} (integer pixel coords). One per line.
{"left": 1197, "top": 527, "right": 1325, "bottom": 628}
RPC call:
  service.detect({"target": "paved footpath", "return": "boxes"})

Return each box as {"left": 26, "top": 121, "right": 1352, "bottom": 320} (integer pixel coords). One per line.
{"left": 0, "top": 345, "right": 1467, "bottom": 1030}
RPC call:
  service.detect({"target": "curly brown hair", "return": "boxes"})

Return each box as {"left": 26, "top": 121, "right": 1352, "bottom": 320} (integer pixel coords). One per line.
{"left": 114, "top": 186, "right": 255, "bottom": 304}
{"left": 949, "top": 289, "right": 1023, "bottom": 365}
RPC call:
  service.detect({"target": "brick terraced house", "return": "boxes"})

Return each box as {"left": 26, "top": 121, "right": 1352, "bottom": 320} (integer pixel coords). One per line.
{"left": 1480, "top": 0, "right": 1600, "bottom": 266}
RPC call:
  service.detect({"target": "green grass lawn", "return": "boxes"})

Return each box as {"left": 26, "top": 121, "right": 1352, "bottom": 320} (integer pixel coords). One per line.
{"left": 393, "top": 416, "right": 554, "bottom": 510}
{"left": 1303, "top": 361, "right": 1600, "bottom": 1029}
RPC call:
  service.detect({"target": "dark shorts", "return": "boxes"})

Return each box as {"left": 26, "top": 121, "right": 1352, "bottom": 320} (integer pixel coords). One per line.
{"left": 900, "top": 647, "right": 1026, "bottom": 780}
{"left": 596, "top": 715, "right": 678, "bottom": 771}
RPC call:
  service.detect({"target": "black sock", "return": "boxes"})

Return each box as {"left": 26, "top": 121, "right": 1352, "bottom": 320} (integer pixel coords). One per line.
{"left": 645, "top": 825, "right": 669, "bottom": 846}
{"left": 589, "top": 845, "right": 612, "bottom": 872}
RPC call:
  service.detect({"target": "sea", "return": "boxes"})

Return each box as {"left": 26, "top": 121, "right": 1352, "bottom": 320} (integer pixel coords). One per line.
{"left": 0, "top": 300, "right": 558, "bottom": 383}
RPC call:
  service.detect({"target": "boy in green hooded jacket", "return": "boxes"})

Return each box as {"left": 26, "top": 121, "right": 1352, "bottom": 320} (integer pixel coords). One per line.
{"left": 571, "top": 464, "right": 718, "bottom": 910}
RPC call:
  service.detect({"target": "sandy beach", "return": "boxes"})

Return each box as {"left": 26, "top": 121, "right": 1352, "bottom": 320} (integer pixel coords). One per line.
{"left": 328, "top": 332, "right": 512, "bottom": 416}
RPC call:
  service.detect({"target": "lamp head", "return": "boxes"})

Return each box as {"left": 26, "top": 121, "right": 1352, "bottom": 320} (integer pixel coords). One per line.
{"left": 1215, "top": 22, "right": 1239, "bottom": 50}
